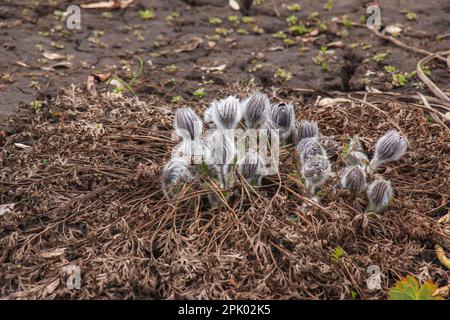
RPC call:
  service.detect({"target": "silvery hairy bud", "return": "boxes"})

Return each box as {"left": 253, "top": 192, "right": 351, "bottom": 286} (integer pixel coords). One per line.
{"left": 369, "top": 130, "right": 407, "bottom": 171}
{"left": 174, "top": 107, "right": 203, "bottom": 140}
{"left": 296, "top": 137, "right": 327, "bottom": 164}
{"left": 301, "top": 154, "right": 331, "bottom": 194}
{"left": 366, "top": 177, "right": 393, "bottom": 213}
{"left": 242, "top": 91, "right": 270, "bottom": 129}
{"left": 239, "top": 153, "right": 265, "bottom": 185}
{"left": 340, "top": 165, "right": 367, "bottom": 193}
{"left": 204, "top": 130, "right": 236, "bottom": 188}
{"left": 210, "top": 96, "right": 242, "bottom": 130}
{"left": 270, "top": 102, "right": 296, "bottom": 142}
{"left": 297, "top": 120, "right": 319, "bottom": 142}
{"left": 162, "top": 156, "right": 193, "bottom": 199}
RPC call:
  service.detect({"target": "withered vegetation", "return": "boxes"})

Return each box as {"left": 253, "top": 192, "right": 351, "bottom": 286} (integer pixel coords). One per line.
{"left": 0, "top": 84, "right": 449, "bottom": 299}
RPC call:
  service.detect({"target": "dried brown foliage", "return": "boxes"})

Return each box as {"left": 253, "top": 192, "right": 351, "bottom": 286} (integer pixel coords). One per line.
{"left": 0, "top": 84, "right": 449, "bottom": 299}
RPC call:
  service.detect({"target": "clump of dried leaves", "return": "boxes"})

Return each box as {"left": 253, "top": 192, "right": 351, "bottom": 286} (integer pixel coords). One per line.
{"left": 0, "top": 84, "right": 448, "bottom": 299}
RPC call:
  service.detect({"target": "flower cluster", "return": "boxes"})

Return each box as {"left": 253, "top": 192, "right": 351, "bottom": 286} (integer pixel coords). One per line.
{"left": 162, "top": 91, "right": 408, "bottom": 213}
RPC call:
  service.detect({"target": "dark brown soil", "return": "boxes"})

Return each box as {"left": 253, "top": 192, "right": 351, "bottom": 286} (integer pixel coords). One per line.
{"left": 1, "top": 0, "right": 449, "bottom": 128}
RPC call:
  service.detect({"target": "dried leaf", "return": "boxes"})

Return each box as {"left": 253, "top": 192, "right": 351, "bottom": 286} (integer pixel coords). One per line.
{"left": 14, "top": 143, "right": 30, "bottom": 149}
{"left": 174, "top": 37, "right": 203, "bottom": 53}
{"left": 40, "top": 248, "right": 66, "bottom": 259}
{"left": 81, "top": 0, "right": 133, "bottom": 9}
{"left": 41, "top": 61, "right": 73, "bottom": 71}
{"left": 42, "top": 52, "right": 66, "bottom": 61}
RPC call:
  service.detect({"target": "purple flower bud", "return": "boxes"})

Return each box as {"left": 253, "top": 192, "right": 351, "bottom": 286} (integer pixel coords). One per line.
{"left": 297, "top": 120, "right": 319, "bottom": 142}
{"left": 243, "top": 91, "right": 270, "bottom": 129}
{"left": 174, "top": 107, "right": 203, "bottom": 140}
{"left": 270, "top": 103, "right": 296, "bottom": 142}
{"left": 301, "top": 154, "right": 331, "bottom": 194}
{"left": 366, "top": 178, "right": 393, "bottom": 213}
{"left": 211, "top": 96, "right": 242, "bottom": 130}
{"left": 162, "top": 156, "right": 193, "bottom": 186}
{"left": 239, "top": 153, "right": 265, "bottom": 184}
{"left": 370, "top": 130, "right": 407, "bottom": 170}
{"left": 296, "top": 137, "right": 327, "bottom": 164}
{"left": 340, "top": 165, "right": 367, "bottom": 193}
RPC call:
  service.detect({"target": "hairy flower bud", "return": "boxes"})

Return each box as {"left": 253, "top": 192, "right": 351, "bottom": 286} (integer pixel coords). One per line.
{"left": 162, "top": 156, "right": 193, "bottom": 187}
{"left": 301, "top": 154, "right": 331, "bottom": 194}
{"left": 174, "top": 107, "right": 203, "bottom": 140}
{"left": 242, "top": 91, "right": 270, "bottom": 129}
{"left": 340, "top": 165, "right": 367, "bottom": 193}
{"left": 366, "top": 178, "right": 393, "bottom": 213}
{"left": 370, "top": 130, "right": 407, "bottom": 171}
{"left": 270, "top": 103, "right": 296, "bottom": 142}
{"left": 239, "top": 153, "right": 265, "bottom": 185}
{"left": 211, "top": 96, "right": 242, "bottom": 130}
{"left": 296, "top": 137, "right": 327, "bottom": 164}
{"left": 297, "top": 120, "right": 319, "bottom": 142}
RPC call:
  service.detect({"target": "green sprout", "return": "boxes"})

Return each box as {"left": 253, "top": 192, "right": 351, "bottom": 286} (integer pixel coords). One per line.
{"left": 227, "top": 15, "right": 239, "bottom": 23}
{"left": 214, "top": 27, "right": 229, "bottom": 36}
{"left": 331, "top": 246, "right": 345, "bottom": 262}
{"left": 193, "top": 88, "right": 206, "bottom": 99}
{"left": 171, "top": 95, "right": 183, "bottom": 103}
{"left": 102, "top": 12, "right": 113, "bottom": 19}
{"left": 138, "top": 9, "right": 155, "bottom": 20}
{"left": 209, "top": 17, "right": 223, "bottom": 25}
{"left": 342, "top": 15, "right": 353, "bottom": 28}
{"left": 286, "top": 15, "right": 298, "bottom": 25}
{"left": 323, "top": 0, "right": 334, "bottom": 11}
{"left": 241, "top": 16, "right": 254, "bottom": 24}
{"left": 405, "top": 12, "right": 417, "bottom": 21}
{"left": 272, "top": 31, "right": 287, "bottom": 39}
{"left": 237, "top": 28, "right": 250, "bottom": 35}
{"left": 289, "top": 25, "right": 311, "bottom": 35}
{"left": 287, "top": 3, "right": 302, "bottom": 11}
{"left": 372, "top": 51, "right": 390, "bottom": 62}
{"left": 29, "top": 99, "right": 43, "bottom": 112}
{"left": 275, "top": 68, "right": 293, "bottom": 81}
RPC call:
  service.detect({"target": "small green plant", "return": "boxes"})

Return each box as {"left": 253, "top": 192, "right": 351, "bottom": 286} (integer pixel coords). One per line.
{"left": 384, "top": 65, "right": 408, "bottom": 87}
{"left": 165, "top": 11, "right": 180, "bottom": 23}
{"left": 323, "top": 0, "right": 334, "bottom": 11}
{"left": 405, "top": 12, "right": 417, "bottom": 21}
{"left": 29, "top": 99, "right": 43, "bottom": 112}
{"left": 193, "top": 88, "right": 206, "bottom": 99}
{"left": 342, "top": 15, "right": 353, "bottom": 28}
{"left": 171, "top": 95, "right": 183, "bottom": 103}
{"left": 283, "top": 38, "right": 295, "bottom": 46}
{"left": 252, "top": 26, "right": 264, "bottom": 34}
{"left": 102, "top": 12, "right": 113, "bottom": 19}
{"left": 209, "top": 17, "right": 222, "bottom": 25}
{"left": 272, "top": 31, "right": 287, "bottom": 39}
{"left": 287, "top": 3, "right": 302, "bottom": 11}
{"left": 275, "top": 68, "right": 293, "bottom": 81}
{"left": 372, "top": 51, "right": 390, "bottom": 62}
{"left": 214, "top": 27, "right": 229, "bottom": 36}
{"left": 388, "top": 276, "right": 444, "bottom": 300}
{"left": 331, "top": 246, "right": 345, "bottom": 262}
{"left": 237, "top": 28, "right": 250, "bottom": 35}
{"left": 289, "top": 25, "right": 311, "bottom": 35}
{"left": 227, "top": 15, "right": 239, "bottom": 23}
{"left": 241, "top": 16, "right": 254, "bottom": 24}
{"left": 286, "top": 15, "right": 298, "bottom": 25}
{"left": 138, "top": 9, "right": 155, "bottom": 20}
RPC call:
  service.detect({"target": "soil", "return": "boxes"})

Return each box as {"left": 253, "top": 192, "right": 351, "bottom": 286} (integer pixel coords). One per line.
{"left": 1, "top": 0, "right": 450, "bottom": 129}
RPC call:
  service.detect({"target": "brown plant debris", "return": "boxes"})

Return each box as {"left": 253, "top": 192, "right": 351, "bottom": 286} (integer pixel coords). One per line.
{"left": 0, "top": 84, "right": 449, "bottom": 299}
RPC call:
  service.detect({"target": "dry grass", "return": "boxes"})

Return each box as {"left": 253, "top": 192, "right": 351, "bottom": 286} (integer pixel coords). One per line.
{"left": 0, "top": 84, "right": 449, "bottom": 299}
